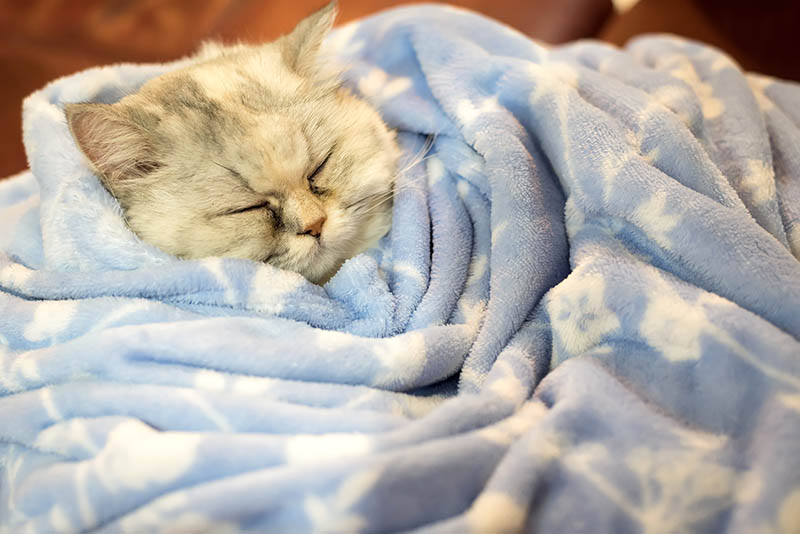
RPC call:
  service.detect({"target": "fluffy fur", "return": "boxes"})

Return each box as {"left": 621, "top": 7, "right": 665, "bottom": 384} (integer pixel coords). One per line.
{"left": 65, "top": 2, "right": 398, "bottom": 283}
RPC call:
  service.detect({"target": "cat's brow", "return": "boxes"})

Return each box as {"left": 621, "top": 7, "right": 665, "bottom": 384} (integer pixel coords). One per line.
{"left": 212, "top": 161, "right": 254, "bottom": 190}
{"left": 212, "top": 161, "right": 241, "bottom": 178}
{"left": 211, "top": 161, "right": 285, "bottom": 199}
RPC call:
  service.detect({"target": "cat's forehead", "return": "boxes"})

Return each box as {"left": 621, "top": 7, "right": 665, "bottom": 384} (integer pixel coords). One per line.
{"left": 124, "top": 47, "right": 356, "bottom": 188}
{"left": 191, "top": 51, "right": 304, "bottom": 101}
{"left": 239, "top": 123, "right": 312, "bottom": 185}
{"left": 145, "top": 59, "right": 292, "bottom": 105}
{"left": 138, "top": 52, "right": 336, "bottom": 126}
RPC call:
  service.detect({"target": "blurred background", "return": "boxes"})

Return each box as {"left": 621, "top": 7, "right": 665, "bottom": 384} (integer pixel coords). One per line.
{"left": 1, "top": 0, "right": 798, "bottom": 178}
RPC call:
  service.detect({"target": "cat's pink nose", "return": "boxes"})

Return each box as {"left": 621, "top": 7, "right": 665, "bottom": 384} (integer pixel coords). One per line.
{"left": 301, "top": 215, "right": 326, "bottom": 237}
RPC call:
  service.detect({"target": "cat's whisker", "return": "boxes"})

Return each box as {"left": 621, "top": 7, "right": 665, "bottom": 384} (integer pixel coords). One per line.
{"left": 356, "top": 194, "right": 395, "bottom": 216}
{"left": 395, "top": 134, "right": 437, "bottom": 176}
{"left": 360, "top": 199, "right": 392, "bottom": 214}
{"left": 391, "top": 181, "right": 425, "bottom": 194}
{"left": 346, "top": 192, "right": 382, "bottom": 210}
{"left": 357, "top": 203, "right": 390, "bottom": 217}
{"left": 370, "top": 190, "right": 397, "bottom": 203}
{"left": 345, "top": 190, "right": 395, "bottom": 213}
{"left": 396, "top": 153, "right": 438, "bottom": 175}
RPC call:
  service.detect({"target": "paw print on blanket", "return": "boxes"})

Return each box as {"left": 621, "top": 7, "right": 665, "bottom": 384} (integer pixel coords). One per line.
{"left": 357, "top": 67, "right": 412, "bottom": 106}
{"left": 547, "top": 270, "right": 620, "bottom": 365}
{"left": 562, "top": 442, "right": 737, "bottom": 534}
{"left": 304, "top": 468, "right": 383, "bottom": 533}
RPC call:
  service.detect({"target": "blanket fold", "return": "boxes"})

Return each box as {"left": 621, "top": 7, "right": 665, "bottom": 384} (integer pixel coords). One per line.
{"left": 1, "top": 4, "right": 799, "bottom": 532}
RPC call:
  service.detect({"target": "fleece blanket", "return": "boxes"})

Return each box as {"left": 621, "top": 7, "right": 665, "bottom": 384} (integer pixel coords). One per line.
{"left": 2, "top": 4, "right": 800, "bottom": 532}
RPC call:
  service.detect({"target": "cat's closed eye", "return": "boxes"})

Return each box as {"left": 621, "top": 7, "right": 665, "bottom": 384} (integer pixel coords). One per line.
{"left": 226, "top": 202, "right": 269, "bottom": 216}
{"left": 307, "top": 151, "right": 332, "bottom": 195}
{"left": 224, "top": 201, "right": 281, "bottom": 223}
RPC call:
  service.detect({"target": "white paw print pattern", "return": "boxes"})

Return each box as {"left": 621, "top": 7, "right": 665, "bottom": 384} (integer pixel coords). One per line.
{"left": 632, "top": 190, "right": 682, "bottom": 250}
{"left": 305, "top": 467, "right": 383, "bottom": 534}
{"left": 23, "top": 300, "right": 78, "bottom": 343}
{"left": 737, "top": 159, "right": 776, "bottom": 207}
{"left": 455, "top": 96, "right": 501, "bottom": 126}
{"left": 95, "top": 420, "right": 203, "bottom": 492}
{"left": 547, "top": 271, "right": 620, "bottom": 362}
{"left": 357, "top": 67, "right": 412, "bottom": 105}
{"left": 668, "top": 59, "right": 725, "bottom": 120}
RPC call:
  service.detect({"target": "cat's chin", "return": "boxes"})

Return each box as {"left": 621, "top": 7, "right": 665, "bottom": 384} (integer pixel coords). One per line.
{"left": 273, "top": 240, "right": 336, "bottom": 284}
{"left": 297, "top": 255, "right": 340, "bottom": 285}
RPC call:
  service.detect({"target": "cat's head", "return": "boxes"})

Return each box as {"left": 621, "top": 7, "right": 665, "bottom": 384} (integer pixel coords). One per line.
{"left": 65, "top": 2, "right": 398, "bottom": 283}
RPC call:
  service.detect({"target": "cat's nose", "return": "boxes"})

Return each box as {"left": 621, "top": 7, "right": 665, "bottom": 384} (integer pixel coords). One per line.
{"left": 300, "top": 215, "right": 326, "bottom": 237}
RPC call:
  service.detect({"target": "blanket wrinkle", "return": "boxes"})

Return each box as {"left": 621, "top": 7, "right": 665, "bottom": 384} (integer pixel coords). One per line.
{"left": 1, "top": 4, "right": 800, "bottom": 533}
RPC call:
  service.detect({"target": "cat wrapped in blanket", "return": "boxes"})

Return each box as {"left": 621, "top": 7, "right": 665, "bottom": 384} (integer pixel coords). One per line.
{"left": 65, "top": 2, "right": 399, "bottom": 284}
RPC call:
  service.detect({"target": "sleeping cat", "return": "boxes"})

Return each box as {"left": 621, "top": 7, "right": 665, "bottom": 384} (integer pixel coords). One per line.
{"left": 65, "top": 2, "right": 399, "bottom": 284}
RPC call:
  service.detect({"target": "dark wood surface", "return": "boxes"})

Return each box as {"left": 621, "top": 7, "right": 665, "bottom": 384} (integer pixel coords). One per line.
{"left": 1, "top": 0, "right": 613, "bottom": 178}
{"left": 3, "top": 0, "right": 797, "bottom": 179}
{"left": 600, "top": 0, "right": 800, "bottom": 82}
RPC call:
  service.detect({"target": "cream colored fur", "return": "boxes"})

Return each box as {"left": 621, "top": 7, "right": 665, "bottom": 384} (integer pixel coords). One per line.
{"left": 65, "top": 2, "right": 398, "bottom": 283}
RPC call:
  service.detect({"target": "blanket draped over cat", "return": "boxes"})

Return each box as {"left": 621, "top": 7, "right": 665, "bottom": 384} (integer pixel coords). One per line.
{"left": 1, "top": 4, "right": 799, "bottom": 533}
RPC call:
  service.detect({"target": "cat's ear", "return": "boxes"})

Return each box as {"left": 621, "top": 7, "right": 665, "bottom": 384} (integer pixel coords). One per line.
{"left": 65, "top": 103, "right": 159, "bottom": 189}
{"left": 282, "top": 1, "right": 337, "bottom": 77}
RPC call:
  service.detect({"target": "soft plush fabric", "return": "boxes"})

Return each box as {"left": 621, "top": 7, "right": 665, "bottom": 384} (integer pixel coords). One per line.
{"left": 1, "top": 5, "right": 799, "bottom": 532}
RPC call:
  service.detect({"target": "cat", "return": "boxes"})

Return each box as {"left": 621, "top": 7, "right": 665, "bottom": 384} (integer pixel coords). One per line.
{"left": 65, "top": 2, "right": 399, "bottom": 284}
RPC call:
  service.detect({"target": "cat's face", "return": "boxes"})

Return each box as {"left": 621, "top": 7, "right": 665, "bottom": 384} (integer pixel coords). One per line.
{"left": 65, "top": 3, "right": 398, "bottom": 283}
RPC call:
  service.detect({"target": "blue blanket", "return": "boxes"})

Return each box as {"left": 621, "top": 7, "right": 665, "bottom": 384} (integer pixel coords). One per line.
{"left": 2, "top": 4, "right": 800, "bottom": 532}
